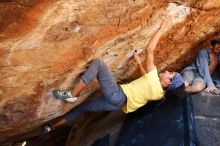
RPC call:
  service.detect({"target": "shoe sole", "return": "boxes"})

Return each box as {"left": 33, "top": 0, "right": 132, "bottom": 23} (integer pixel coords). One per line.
{"left": 65, "top": 97, "right": 78, "bottom": 103}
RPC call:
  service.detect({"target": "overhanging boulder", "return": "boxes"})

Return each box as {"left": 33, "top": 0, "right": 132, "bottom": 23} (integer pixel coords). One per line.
{"left": 0, "top": 0, "right": 220, "bottom": 143}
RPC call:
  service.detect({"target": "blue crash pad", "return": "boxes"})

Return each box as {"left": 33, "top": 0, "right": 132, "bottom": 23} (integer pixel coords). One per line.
{"left": 92, "top": 94, "right": 198, "bottom": 146}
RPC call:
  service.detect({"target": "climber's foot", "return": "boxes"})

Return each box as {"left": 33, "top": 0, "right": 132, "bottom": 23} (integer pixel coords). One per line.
{"left": 52, "top": 90, "right": 78, "bottom": 103}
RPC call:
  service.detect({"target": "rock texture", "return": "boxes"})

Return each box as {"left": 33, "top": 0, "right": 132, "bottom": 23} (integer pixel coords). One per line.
{"left": 0, "top": 0, "right": 220, "bottom": 143}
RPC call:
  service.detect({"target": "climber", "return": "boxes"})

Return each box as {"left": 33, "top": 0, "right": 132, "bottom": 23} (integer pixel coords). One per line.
{"left": 181, "top": 38, "right": 220, "bottom": 94}
{"left": 43, "top": 16, "right": 186, "bottom": 133}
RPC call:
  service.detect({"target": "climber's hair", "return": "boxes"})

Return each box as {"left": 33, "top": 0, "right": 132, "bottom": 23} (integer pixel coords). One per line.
{"left": 162, "top": 84, "right": 187, "bottom": 104}
{"left": 211, "top": 38, "right": 220, "bottom": 48}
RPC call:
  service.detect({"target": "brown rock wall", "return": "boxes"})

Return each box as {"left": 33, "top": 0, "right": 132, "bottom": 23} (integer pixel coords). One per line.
{"left": 0, "top": 0, "right": 220, "bottom": 143}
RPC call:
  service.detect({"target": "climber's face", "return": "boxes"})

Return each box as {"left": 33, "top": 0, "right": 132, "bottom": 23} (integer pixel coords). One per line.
{"left": 159, "top": 71, "right": 176, "bottom": 88}
{"left": 159, "top": 70, "right": 176, "bottom": 79}
{"left": 213, "top": 43, "right": 220, "bottom": 54}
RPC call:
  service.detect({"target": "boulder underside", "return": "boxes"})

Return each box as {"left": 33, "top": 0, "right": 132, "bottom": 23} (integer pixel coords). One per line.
{"left": 0, "top": 0, "right": 220, "bottom": 143}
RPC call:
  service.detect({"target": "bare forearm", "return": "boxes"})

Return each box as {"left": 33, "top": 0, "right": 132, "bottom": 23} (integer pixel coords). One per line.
{"left": 138, "top": 63, "right": 146, "bottom": 75}
{"left": 143, "top": 17, "right": 171, "bottom": 72}
{"left": 145, "top": 27, "right": 163, "bottom": 54}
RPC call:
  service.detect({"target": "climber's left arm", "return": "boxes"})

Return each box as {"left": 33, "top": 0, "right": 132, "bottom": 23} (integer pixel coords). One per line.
{"left": 144, "top": 17, "right": 171, "bottom": 72}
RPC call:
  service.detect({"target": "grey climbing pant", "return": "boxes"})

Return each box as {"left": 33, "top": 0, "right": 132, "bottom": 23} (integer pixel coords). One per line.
{"left": 65, "top": 59, "right": 127, "bottom": 122}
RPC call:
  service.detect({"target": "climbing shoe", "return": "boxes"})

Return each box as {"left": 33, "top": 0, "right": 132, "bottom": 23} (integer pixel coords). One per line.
{"left": 43, "top": 125, "right": 52, "bottom": 134}
{"left": 52, "top": 90, "right": 78, "bottom": 103}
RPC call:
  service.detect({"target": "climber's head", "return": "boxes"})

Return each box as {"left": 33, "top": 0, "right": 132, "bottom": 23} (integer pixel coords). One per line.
{"left": 159, "top": 71, "right": 184, "bottom": 90}
{"left": 211, "top": 38, "right": 220, "bottom": 53}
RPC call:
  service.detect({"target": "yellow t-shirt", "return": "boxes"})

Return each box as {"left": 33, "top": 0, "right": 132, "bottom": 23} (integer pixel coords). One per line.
{"left": 120, "top": 67, "right": 164, "bottom": 113}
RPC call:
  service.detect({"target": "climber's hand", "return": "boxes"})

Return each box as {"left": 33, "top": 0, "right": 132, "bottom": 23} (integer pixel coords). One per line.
{"left": 160, "top": 16, "right": 172, "bottom": 31}
{"left": 133, "top": 51, "right": 141, "bottom": 64}
{"left": 205, "top": 85, "right": 217, "bottom": 93}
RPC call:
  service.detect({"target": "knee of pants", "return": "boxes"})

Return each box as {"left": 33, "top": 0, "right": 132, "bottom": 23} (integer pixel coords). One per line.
{"left": 93, "top": 58, "right": 101, "bottom": 64}
{"left": 191, "top": 84, "right": 205, "bottom": 93}
{"left": 93, "top": 58, "right": 105, "bottom": 68}
{"left": 182, "top": 70, "right": 194, "bottom": 85}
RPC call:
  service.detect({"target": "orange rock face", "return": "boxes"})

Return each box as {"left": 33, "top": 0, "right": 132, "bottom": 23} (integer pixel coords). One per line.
{"left": 0, "top": 0, "right": 220, "bottom": 143}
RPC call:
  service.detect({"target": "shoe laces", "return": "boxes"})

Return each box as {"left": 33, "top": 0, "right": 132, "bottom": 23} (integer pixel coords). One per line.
{"left": 58, "top": 91, "right": 68, "bottom": 96}
{"left": 58, "top": 91, "right": 73, "bottom": 98}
